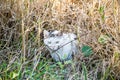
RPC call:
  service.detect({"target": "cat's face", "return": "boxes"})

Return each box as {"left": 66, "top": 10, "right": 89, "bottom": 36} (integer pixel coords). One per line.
{"left": 44, "top": 30, "right": 64, "bottom": 50}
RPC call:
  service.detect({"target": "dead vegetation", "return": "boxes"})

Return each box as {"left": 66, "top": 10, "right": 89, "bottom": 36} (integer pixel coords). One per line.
{"left": 0, "top": 0, "right": 120, "bottom": 79}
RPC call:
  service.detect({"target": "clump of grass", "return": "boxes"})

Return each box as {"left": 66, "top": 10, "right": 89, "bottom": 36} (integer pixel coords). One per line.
{"left": 0, "top": 0, "right": 120, "bottom": 79}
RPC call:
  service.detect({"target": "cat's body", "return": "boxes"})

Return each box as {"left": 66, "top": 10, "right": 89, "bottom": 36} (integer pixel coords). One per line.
{"left": 44, "top": 30, "right": 78, "bottom": 61}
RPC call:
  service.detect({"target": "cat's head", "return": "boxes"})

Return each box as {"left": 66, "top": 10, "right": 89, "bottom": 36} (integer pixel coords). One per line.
{"left": 43, "top": 30, "right": 63, "bottom": 38}
{"left": 43, "top": 30, "right": 63, "bottom": 50}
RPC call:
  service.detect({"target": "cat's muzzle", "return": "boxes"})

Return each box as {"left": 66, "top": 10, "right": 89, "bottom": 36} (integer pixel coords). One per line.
{"left": 45, "top": 45, "right": 60, "bottom": 53}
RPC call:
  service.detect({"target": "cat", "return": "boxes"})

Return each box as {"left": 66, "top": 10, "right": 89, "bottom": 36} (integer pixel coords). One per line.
{"left": 43, "top": 30, "right": 78, "bottom": 62}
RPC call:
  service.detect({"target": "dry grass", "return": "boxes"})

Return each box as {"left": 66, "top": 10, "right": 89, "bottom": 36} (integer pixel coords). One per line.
{"left": 0, "top": 0, "right": 120, "bottom": 79}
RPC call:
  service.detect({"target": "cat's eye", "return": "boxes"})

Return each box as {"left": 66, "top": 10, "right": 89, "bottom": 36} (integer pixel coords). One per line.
{"left": 56, "top": 41, "right": 59, "bottom": 44}
{"left": 48, "top": 41, "right": 51, "bottom": 44}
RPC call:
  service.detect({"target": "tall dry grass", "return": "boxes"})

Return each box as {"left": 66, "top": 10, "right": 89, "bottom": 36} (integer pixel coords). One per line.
{"left": 0, "top": 0, "right": 120, "bottom": 79}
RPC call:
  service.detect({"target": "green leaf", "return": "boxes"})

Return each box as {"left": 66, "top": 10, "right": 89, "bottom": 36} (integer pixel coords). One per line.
{"left": 98, "top": 34, "right": 109, "bottom": 44}
{"left": 57, "top": 62, "right": 64, "bottom": 69}
{"left": 101, "top": 14, "right": 105, "bottom": 21}
{"left": 113, "top": 52, "right": 120, "bottom": 59}
{"left": 64, "top": 60, "right": 72, "bottom": 64}
{"left": 11, "top": 72, "right": 19, "bottom": 79}
{"left": 81, "top": 45, "right": 93, "bottom": 57}
{"left": 82, "top": 63, "right": 87, "bottom": 80}
{"left": 99, "top": 6, "right": 104, "bottom": 15}
{"left": 99, "top": 6, "right": 105, "bottom": 21}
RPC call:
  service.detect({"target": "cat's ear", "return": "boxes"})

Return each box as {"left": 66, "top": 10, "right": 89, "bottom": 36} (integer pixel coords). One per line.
{"left": 52, "top": 30, "right": 62, "bottom": 36}
{"left": 57, "top": 31, "right": 63, "bottom": 36}
{"left": 44, "top": 30, "right": 49, "bottom": 38}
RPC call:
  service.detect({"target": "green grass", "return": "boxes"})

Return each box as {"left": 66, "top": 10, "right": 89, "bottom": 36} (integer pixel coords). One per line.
{"left": 0, "top": 57, "right": 70, "bottom": 80}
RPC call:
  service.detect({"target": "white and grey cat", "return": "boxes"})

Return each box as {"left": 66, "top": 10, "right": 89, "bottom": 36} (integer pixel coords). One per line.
{"left": 44, "top": 30, "right": 78, "bottom": 61}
